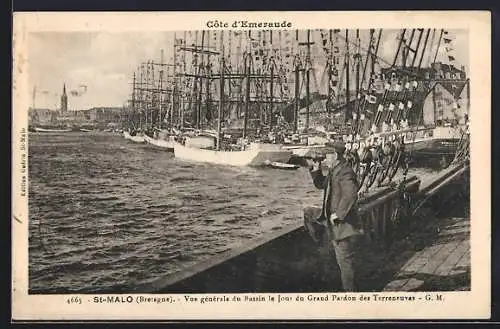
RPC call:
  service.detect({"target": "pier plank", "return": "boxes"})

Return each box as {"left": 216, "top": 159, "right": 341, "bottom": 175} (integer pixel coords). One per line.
{"left": 401, "top": 244, "right": 446, "bottom": 273}
{"left": 383, "top": 243, "right": 446, "bottom": 291}
{"left": 452, "top": 250, "right": 470, "bottom": 275}
{"left": 434, "top": 240, "right": 470, "bottom": 277}
{"left": 383, "top": 214, "right": 470, "bottom": 292}
{"left": 416, "top": 240, "right": 462, "bottom": 276}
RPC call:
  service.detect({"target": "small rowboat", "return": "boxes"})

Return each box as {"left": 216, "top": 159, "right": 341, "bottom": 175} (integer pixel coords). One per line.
{"left": 264, "top": 160, "right": 300, "bottom": 170}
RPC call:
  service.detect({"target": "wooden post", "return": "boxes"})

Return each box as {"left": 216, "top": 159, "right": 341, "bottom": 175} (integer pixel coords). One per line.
{"left": 132, "top": 72, "right": 136, "bottom": 126}
{"left": 417, "top": 29, "right": 431, "bottom": 69}
{"left": 305, "top": 29, "right": 311, "bottom": 132}
{"left": 217, "top": 32, "right": 224, "bottom": 151}
{"left": 171, "top": 41, "right": 176, "bottom": 130}
{"left": 151, "top": 61, "right": 156, "bottom": 129}
{"left": 294, "top": 63, "right": 300, "bottom": 133}
{"left": 466, "top": 79, "right": 470, "bottom": 115}
{"left": 243, "top": 53, "right": 250, "bottom": 139}
{"left": 345, "top": 29, "right": 350, "bottom": 124}
{"left": 159, "top": 49, "right": 164, "bottom": 130}
{"left": 433, "top": 29, "right": 445, "bottom": 64}
{"left": 410, "top": 29, "right": 424, "bottom": 67}
{"left": 354, "top": 29, "right": 360, "bottom": 132}
{"left": 205, "top": 31, "right": 211, "bottom": 127}
{"left": 181, "top": 32, "right": 187, "bottom": 130}
{"left": 403, "top": 29, "right": 416, "bottom": 68}
{"left": 197, "top": 31, "right": 205, "bottom": 130}
{"left": 139, "top": 64, "right": 144, "bottom": 130}
{"left": 392, "top": 29, "right": 406, "bottom": 67}
{"left": 269, "top": 64, "right": 274, "bottom": 130}
{"left": 381, "top": 201, "right": 388, "bottom": 240}
{"left": 328, "top": 29, "right": 333, "bottom": 114}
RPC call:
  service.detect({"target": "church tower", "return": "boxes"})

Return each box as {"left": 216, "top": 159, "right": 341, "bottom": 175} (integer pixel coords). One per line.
{"left": 60, "top": 83, "right": 68, "bottom": 112}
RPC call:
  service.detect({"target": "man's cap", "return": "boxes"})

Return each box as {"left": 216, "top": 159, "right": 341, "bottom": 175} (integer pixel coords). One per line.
{"left": 321, "top": 141, "right": 346, "bottom": 155}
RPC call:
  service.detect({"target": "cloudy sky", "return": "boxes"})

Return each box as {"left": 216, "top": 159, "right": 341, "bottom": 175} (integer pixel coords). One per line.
{"left": 28, "top": 29, "right": 468, "bottom": 110}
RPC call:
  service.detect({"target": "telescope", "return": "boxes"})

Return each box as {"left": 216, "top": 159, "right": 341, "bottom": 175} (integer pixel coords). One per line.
{"left": 302, "top": 154, "right": 326, "bottom": 162}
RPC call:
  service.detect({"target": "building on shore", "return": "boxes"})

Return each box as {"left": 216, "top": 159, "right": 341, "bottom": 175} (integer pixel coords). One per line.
{"left": 28, "top": 108, "right": 59, "bottom": 126}
{"left": 60, "top": 83, "right": 68, "bottom": 112}
{"left": 29, "top": 83, "right": 124, "bottom": 129}
{"left": 85, "top": 107, "right": 122, "bottom": 123}
{"left": 422, "top": 80, "right": 470, "bottom": 126}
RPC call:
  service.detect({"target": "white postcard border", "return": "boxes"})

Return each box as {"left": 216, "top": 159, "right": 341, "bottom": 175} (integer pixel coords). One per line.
{"left": 12, "top": 11, "right": 491, "bottom": 320}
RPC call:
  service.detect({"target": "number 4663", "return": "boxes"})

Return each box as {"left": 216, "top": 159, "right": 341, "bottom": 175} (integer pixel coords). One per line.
{"left": 66, "top": 296, "right": 82, "bottom": 305}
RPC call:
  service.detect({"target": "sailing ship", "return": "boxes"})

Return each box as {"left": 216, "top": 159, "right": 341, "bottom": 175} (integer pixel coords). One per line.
{"left": 288, "top": 29, "right": 467, "bottom": 157}
{"left": 142, "top": 47, "right": 177, "bottom": 151}
{"left": 334, "top": 28, "right": 469, "bottom": 191}
{"left": 121, "top": 28, "right": 469, "bottom": 174}
{"left": 170, "top": 30, "right": 293, "bottom": 167}
{"left": 34, "top": 127, "right": 72, "bottom": 133}
{"left": 261, "top": 28, "right": 469, "bottom": 191}
{"left": 123, "top": 130, "right": 146, "bottom": 143}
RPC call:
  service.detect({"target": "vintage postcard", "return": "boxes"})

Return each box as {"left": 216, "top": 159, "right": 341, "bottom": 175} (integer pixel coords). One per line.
{"left": 12, "top": 11, "right": 490, "bottom": 321}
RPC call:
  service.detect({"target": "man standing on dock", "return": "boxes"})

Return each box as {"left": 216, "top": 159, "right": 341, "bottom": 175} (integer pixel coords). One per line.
{"left": 304, "top": 141, "right": 363, "bottom": 292}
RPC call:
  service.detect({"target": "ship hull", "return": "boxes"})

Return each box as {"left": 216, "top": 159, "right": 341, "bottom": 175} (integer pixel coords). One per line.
{"left": 407, "top": 138, "right": 461, "bottom": 156}
{"left": 282, "top": 144, "right": 326, "bottom": 157}
{"left": 265, "top": 161, "right": 300, "bottom": 170}
{"left": 143, "top": 135, "right": 174, "bottom": 151}
{"left": 34, "top": 127, "right": 72, "bottom": 133}
{"left": 173, "top": 142, "right": 292, "bottom": 167}
{"left": 123, "top": 131, "right": 146, "bottom": 144}
{"left": 406, "top": 126, "right": 462, "bottom": 162}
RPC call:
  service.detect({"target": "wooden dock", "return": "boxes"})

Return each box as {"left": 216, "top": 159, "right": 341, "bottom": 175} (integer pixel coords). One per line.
{"left": 383, "top": 213, "right": 470, "bottom": 292}
{"left": 133, "top": 163, "right": 470, "bottom": 293}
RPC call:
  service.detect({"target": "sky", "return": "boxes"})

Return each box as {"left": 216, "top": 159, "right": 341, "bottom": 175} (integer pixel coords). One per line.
{"left": 27, "top": 29, "right": 468, "bottom": 110}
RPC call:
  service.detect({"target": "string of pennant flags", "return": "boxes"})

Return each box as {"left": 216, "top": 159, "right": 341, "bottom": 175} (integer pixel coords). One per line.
{"left": 128, "top": 29, "right": 462, "bottom": 128}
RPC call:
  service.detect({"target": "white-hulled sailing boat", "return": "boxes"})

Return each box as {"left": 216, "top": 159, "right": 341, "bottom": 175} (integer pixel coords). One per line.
{"left": 140, "top": 46, "right": 178, "bottom": 152}
{"left": 173, "top": 31, "right": 292, "bottom": 167}
{"left": 173, "top": 141, "right": 291, "bottom": 166}
{"left": 34, "top": 127, "right": 72, "bottom": 133}
{"left": 122, "top": 70, "right": 147, "bottom": 144}
{"left": 143, "top": 131, "right": 175, "bottom": 150}
{"left": 123, "top": 130, "right": 146, "bottom": 143}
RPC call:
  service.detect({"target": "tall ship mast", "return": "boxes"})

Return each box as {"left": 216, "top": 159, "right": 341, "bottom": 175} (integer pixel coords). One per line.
{"left": 278, "top": 28, "right": 469, "bottom": 192}
{"left": 337, "top": 28, "right": 469, "bottom": 192}
{"left": 122, "top": 29, "right": 470, "bottom": 174}
{"left": 172, "top": 30, "right": 293, "bottom": 166}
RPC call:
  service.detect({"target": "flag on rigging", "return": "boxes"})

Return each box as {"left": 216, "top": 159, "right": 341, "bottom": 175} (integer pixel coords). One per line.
{"left": 365, "top": 94, "right": 377, "bottom": 104}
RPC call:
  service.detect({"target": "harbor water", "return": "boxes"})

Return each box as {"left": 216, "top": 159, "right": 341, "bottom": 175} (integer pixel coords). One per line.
{"left": 28, "top": 132, "right": 436, "bottom": 293}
